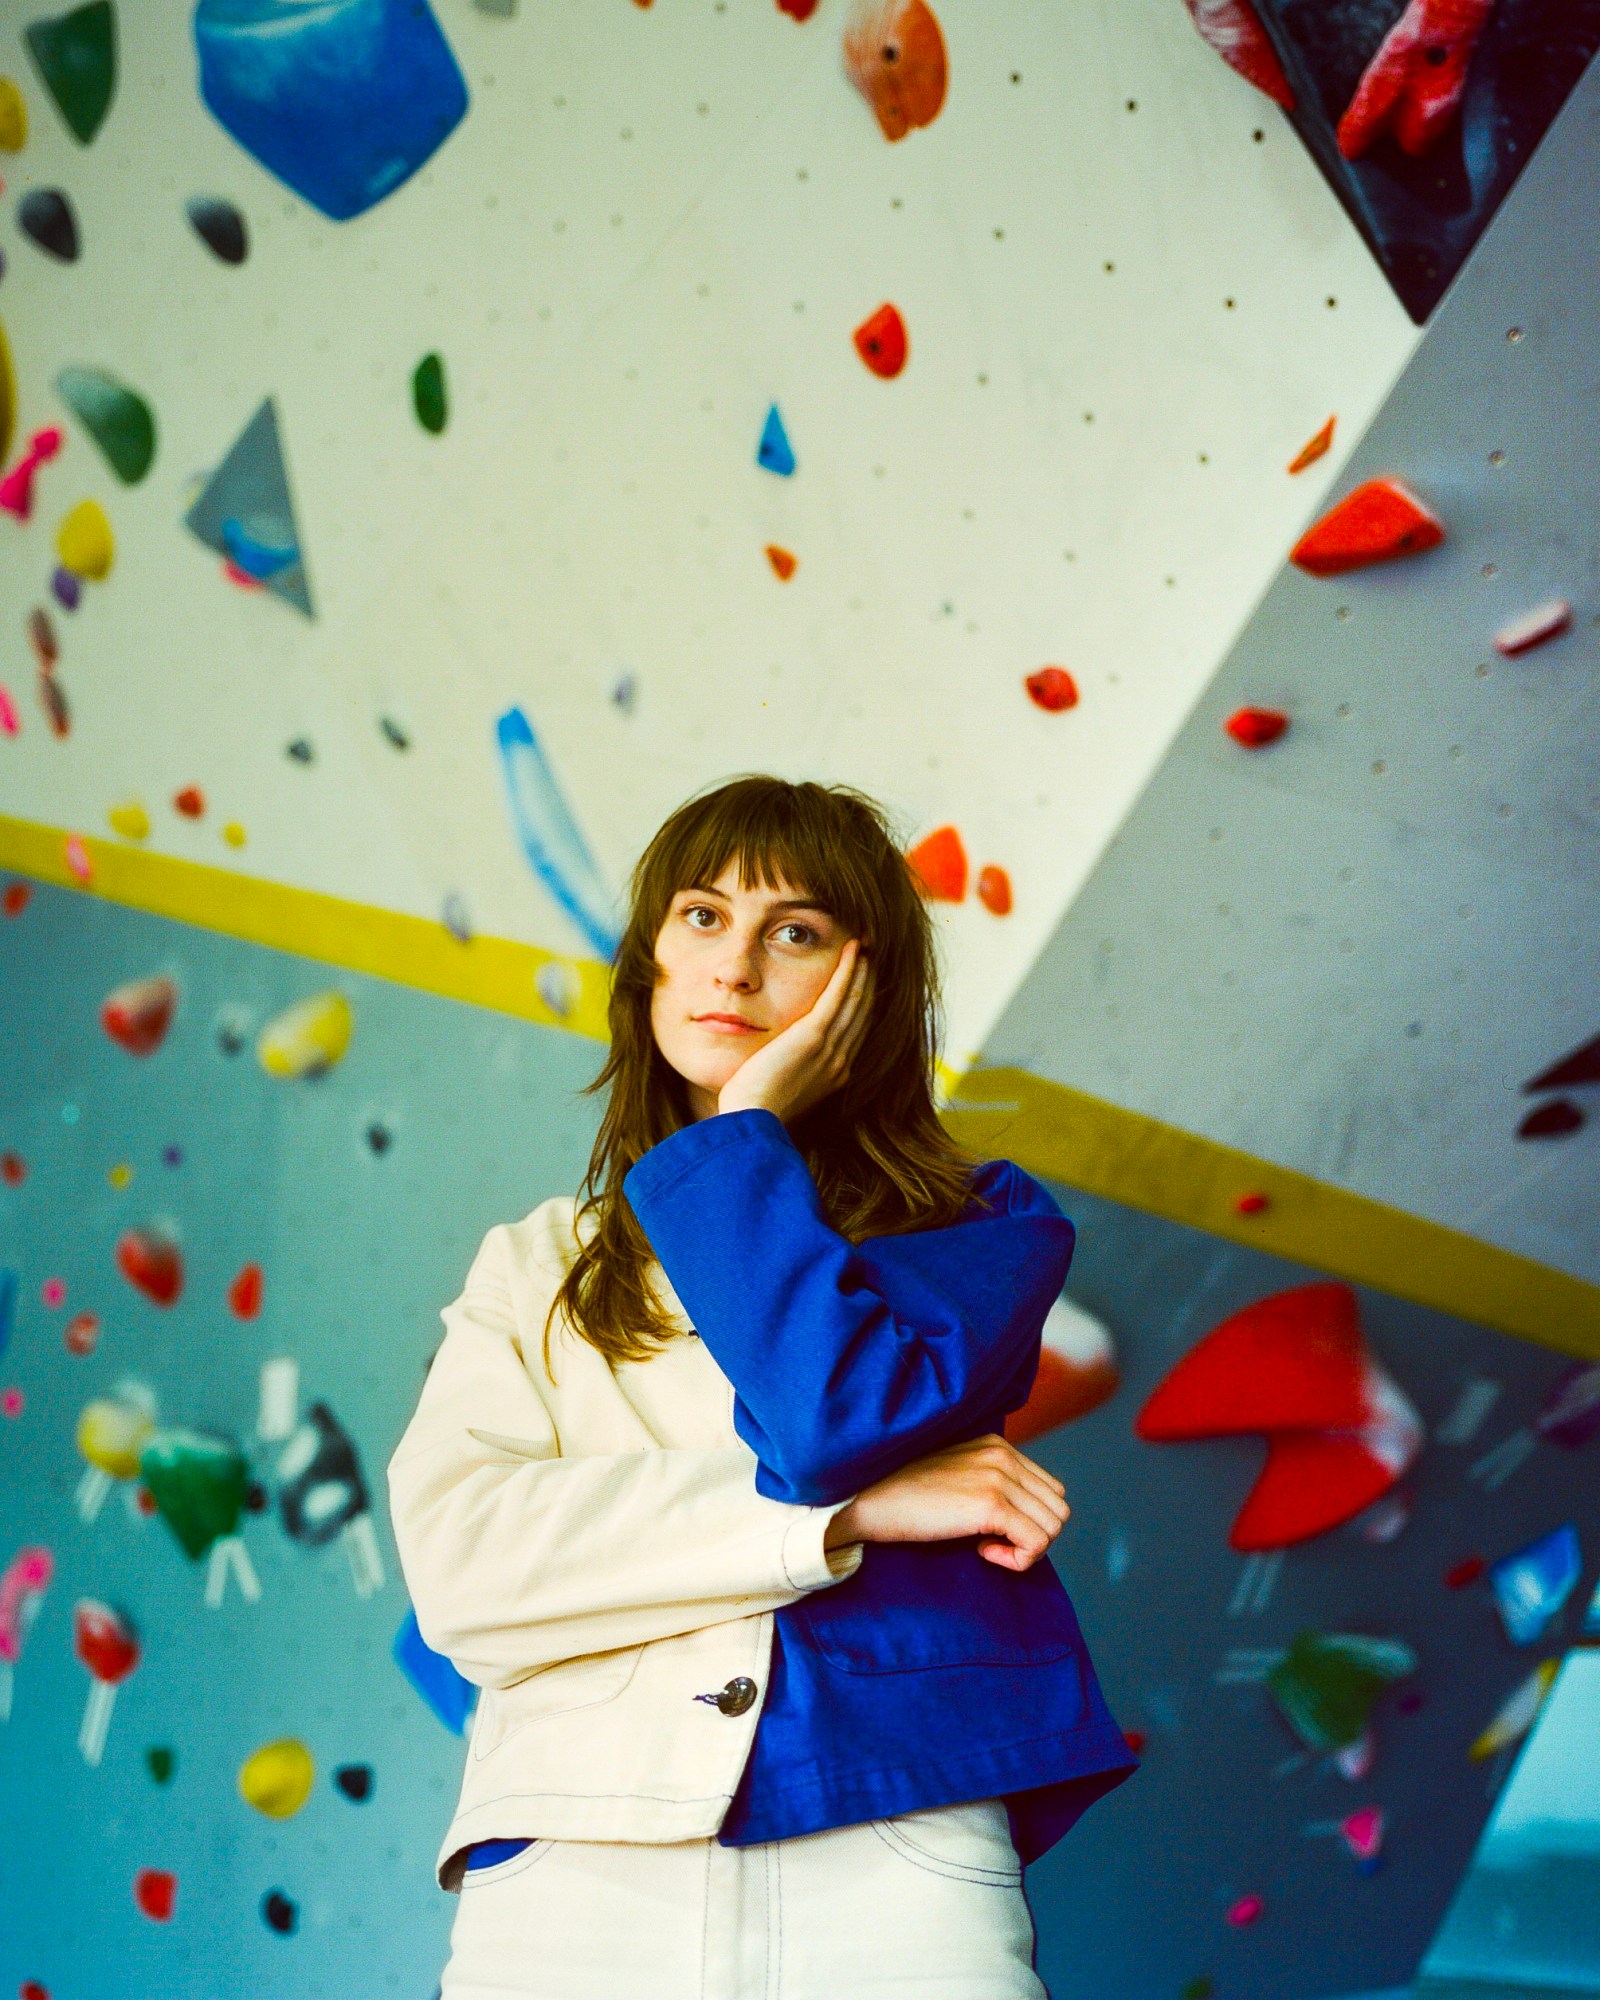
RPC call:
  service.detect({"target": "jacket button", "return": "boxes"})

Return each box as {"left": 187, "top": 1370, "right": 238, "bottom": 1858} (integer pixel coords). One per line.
{"left": 715, "top": 1676, "right": 757, "bottom": 1716}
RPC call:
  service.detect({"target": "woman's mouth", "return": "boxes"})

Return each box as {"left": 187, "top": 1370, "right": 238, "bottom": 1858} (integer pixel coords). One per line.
{"left": 694, "top": 1015, "right": 763, "bottom": 1034}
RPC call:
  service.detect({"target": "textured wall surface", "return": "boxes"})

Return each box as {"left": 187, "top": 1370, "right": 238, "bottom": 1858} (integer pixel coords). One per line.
{"left": 982, "top": 56, "right": 1600, "bottom": 1286}
{"left": 4, "top": 879, "right": 1598, "bottom": 1999}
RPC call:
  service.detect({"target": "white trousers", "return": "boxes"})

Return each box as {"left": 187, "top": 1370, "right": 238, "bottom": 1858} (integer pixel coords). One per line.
{"left": 440, "top": 1796, "right": 1049, "bottom": 1999}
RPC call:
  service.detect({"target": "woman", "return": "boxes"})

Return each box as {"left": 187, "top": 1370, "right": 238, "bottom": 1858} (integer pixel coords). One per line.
{"left": 388, "top": 776, "right": 1137, "bottom": 2000}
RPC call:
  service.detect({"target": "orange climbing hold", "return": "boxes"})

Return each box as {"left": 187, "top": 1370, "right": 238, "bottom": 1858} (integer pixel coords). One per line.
{"left": 765, "top": 544, "right": 797, "bottom": 581}
{"left": 1225, "top": 707, "right": 1288, "bottom": 748}
{"left": 853, "top": 302, "right": 908, "bottom": 378}
{"left": 172, "top": 785, "right": 205, "bottom": 818}
{"left": 228, "top": 1263, "right": 263, "bottom": 1320}
{"left": 976, "top": 865, "right": 1011, "bottom": 915}
{"left": 1290, "top": 477, "right": 1443, "bottom": 577}
{"left": 1025, "top": 666, "right": 1078, "bottom": 712}
{"left": 906, "top": 825, "right": 966, "bottom": 901}
{"left": 843, "top": 0, "right": 947, "bottom": 142}
{"left": 1288, "top": 417, "right": 1335, "bottom": 474}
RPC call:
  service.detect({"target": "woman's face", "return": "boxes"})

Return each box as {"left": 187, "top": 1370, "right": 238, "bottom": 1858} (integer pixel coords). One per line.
{"left": 651, "top": 859, "right": 851, "bottom": 1121}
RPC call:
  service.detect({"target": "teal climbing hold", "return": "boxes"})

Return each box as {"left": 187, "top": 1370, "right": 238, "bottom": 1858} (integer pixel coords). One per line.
{"left": 25, "top": 0, "right": 116, "bottom": 145}
{"left": 757, "top": 403, "right": 795, "bottom": 476}
{"left": 55, "top": 367, "right": 155, "bottom": 484}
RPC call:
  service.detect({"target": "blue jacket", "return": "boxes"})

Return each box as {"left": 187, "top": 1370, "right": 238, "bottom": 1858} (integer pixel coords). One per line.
{"left": 622, "top": 1107, "right": 1138, "bottom": 1866}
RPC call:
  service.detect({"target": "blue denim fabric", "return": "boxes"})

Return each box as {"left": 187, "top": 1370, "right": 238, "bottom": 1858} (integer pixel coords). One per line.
{"left": 622, "top": 1109, "right": 1139, "bottom": 1866}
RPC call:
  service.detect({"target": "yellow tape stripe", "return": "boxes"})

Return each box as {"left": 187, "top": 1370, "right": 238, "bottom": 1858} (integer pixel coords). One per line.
{"left": 0, "top": 813, "right": 612, "bottom": 1042}
{"left": 941, "top": 1066, "right": 1600, "bottom": 1358}
{"left": 5, "top": 814, "right": 1594, "bottom": 1355}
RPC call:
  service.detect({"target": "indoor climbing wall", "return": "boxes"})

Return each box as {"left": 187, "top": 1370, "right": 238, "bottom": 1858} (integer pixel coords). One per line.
{"left": 5, "top": 0, "right": 1600, "bottom": 1997}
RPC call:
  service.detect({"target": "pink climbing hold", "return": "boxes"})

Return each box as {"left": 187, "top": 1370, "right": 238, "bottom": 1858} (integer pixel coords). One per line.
{"left": 0, "top": 428, "right": 65, "bottom": 523}
{"left": 1337, "top": 0, "right": 1495, "bottom": 161}
{"left": 41, "top": 1278, "right": 65, "bottom": 1307}
{"left": 0, "top": 684, "right": 18, "bottom": 736}
{"left": 1182, "top": 0, "right": 1295, "bottom": 110}
{"left": 1226, "top": 1893, "right": 1265, "bottom": 1926}
{"left": 1341, "top": 1807, "right": 1384, "bottom": 1862}
{"left": 63, "top": 834, "right": 93, "bottom": 882}
{"left": 1, "top": 1390, "right": 22, "bottom": 1418}
{"left": 1494, "top": 599, "right": 1571, "bottom": 657}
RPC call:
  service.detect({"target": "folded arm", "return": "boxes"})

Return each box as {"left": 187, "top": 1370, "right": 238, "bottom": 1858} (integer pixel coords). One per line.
{"left": 622, "top": 1111, "right": 1077, "bottom": 1507}
{"left": 386, "top": 1224, "right": 861, "bottom": 1690}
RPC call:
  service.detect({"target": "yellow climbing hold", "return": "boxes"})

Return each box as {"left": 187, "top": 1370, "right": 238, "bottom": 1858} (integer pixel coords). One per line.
{"left": 0, "top": 318, "right": 15, "bottom": 468}
{"left": 0, "top": 78, "right": 26, "bottom": 153}
{"left": 108, "top": 1162, "right": 132, "bottom": 1188}
{"left": 239, "top": 1738, "right": 315, "bottom": 1820}
{"left": 257, "top": 990, "right": 353, "bottom": 1079}
{"left": 108, "top": 801, "right": 150, "bottom": 841}
{"left": 56, "top": 499, "right": 114, "bottom": 580}
{"left": 221, "top": 821, "right": 246, "bottom": 848}
{"left": 77, "top": 1398, "right": 156, "bottom": 1480}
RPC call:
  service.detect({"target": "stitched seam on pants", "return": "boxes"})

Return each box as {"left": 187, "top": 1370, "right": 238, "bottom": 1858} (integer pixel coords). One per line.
{"left": 769, "top": 1841, "right": 783, "bottom": 2000}
{"left": 869, "top": 1819, "right": 1023, "bottom": 1886}
{"left": 700, "top": 1837, "right": 712, "bottom": 2000}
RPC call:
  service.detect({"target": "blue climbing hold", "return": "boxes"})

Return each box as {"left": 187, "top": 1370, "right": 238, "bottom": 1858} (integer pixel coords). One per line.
{"left": 393, "top": 1606, "right": 475, "bottom": 1735}
{"left": 184, "top": 397, "right": 313, "bottom": 617}
{"left": 193, "top": 0, "right": 470, "bottom": 224}
{"left": 757, "top": 403, "right": 795, "bottom": 476}
{"left": 495, "top": 705, "right": 621, "bottom": 962}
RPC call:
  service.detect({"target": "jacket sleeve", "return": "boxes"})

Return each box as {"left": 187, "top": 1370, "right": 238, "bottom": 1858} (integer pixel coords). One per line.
{"left": 622, "top": 1110, "right": 1077, "bottom": 1507}
{"left": 386, "top": 1220, "right": 863, "bottom": 1690}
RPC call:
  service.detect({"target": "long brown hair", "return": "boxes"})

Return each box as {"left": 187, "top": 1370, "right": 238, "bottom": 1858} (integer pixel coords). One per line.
{"left": 542, "top": 774, "right": 990, "bottom": 1374}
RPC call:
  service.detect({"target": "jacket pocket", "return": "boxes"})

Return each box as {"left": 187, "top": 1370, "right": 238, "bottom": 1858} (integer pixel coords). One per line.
{"left": 793, "top": 1541, "right": 1082, "bottom": 1673}
{"left": 471, "top": 1643, "right": 646, "bottom": 1760}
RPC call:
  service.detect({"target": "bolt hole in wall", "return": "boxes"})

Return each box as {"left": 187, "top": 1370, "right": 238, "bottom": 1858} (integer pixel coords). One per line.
{"left": 4, "top": 1, "right": 1600, "bottom": 1998}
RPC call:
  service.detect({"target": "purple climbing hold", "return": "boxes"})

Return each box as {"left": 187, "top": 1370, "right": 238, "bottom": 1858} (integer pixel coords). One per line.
{"left": 52, "top": 566, "right": 82, "bottom": 611}
{"left": 1518, "top": 1098, "right": 1585, "bottom": 1140}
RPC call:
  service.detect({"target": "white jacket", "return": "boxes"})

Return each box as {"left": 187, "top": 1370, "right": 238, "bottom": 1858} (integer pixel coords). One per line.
{"left": 386, "top": 1197, "right": 865, "bottom": 1889}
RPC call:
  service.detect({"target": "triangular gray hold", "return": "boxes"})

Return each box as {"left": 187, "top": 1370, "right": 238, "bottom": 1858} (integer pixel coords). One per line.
{"left": 183, "top": 395, "right": 314, "bottom": 617}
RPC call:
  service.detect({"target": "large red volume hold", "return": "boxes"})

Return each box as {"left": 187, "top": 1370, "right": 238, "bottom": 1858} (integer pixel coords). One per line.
{"left": 1136, "top": 1283, "right": 1370, "bottom": 1438}
{"left": 905, "top": 825, "right": 967, "bottom": 901}
{"left": 1336, "top": 0, "right": 1494, "bottom": 161}
{"left": 1290, "top": 477, "right": 1444, "bottom": 576}
{"left": 853, "top": 303, "right": 909, "bottom": 378}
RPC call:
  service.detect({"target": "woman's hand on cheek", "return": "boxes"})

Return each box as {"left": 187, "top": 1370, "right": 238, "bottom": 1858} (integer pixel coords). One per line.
{"left": 716, "top": 938, "right": 873, "bottom": 1126}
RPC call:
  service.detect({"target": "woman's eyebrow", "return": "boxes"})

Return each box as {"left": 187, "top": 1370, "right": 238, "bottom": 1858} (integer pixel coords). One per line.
{"left": 683, "top": 882, "right": 833, "bottom": 917}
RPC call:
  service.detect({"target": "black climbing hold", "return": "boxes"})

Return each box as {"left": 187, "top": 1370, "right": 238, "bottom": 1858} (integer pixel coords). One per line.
{"left": 20, "top": 188, "right": 80, "bottom": 262}
{"left": 262, "top": 1888, "right": 298, "bottom": 1935}
{"left": 186, "top": 195, "right": 248, "bottom": 266}
{"left": 334, "top": 1762, "right": 373, "bottom": 1802}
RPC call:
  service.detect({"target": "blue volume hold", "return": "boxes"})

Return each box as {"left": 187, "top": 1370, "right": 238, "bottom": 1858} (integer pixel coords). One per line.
{"left": 757, "top": 403, "right": 795, "bottom": 476}
{"left": 193, "top": 0, "right": 470, "bottom": 224}
{"left": 495, "top": 706, "right": 622, "bottom": 963}
{"left": 393, "top": 1606, "right": 476, "bottom": 1735}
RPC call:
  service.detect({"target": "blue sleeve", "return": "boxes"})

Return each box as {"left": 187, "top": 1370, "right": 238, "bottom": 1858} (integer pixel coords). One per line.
{"left": 621, "top": 1109, "right": 1076, "bottom": 1506}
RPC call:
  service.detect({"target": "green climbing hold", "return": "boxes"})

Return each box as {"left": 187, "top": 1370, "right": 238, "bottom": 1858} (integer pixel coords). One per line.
{"left": 55, "top": 366, "right": 155, "bottom": 483}
{"left": 139, "top": 1428, "right": 248, "bottom": 1560}
{"left": 413, "top": 352, "right": 447, "bottom": 435}
{"left": 24, "top": 0, "right": 115, "bottom": 145}
{"left": 1266, "top": 1630, "right": 1417, "bottom": 1753}
{"left": 146, "top": 1744, "right": 176, "bottom": 1784}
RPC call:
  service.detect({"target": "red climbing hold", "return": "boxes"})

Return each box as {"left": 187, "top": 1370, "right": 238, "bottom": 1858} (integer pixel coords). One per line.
{"left": 843, "top": 0, "right": 948, "bottom": 142}
{"left": 1336, "top": 0, "right": 1494, "bottom": 161}
{"left": 1122, "top": 1729, "right": 1147, "bottom": 1757}
{"left": 853, "top": 302, "right": 908, "bottom": 378}
{"left": 1290, "top": 477, "right": 1444, "bottom": 576}
{"left": 1494, "top": 599, "right": 1571, "bottom": 658}
{"left": 173, "top": 785, "right": 205, "bottom": 818}
{"left": 1225, "top": 707, "right": 1288, "bottom": 749}
{"left": 37, "top": 672, "right": 69, "bottom": 740}
{"left": 906, "top": 826, "right": 967, "bottom": 901}
{"left": 765, "top": 545, "right": 797, "bottom": 581}
{"left": 3, "top": 884, "right": 31, "bottom": 917}
{"left": 1181, "top": 0, "right": 1295, "bottom": 110}
{"left": 1, "top": 1152, "right": 24, "bottom": 1185}
{"left": 1235, "top": 1191, "right": 1270, "bottom": 1215}
{"left": 21, "top": 1982, "right": 50, "bottom": 2000}
{"left": 1288, "top": 417, "right": 1336, "bottom": 475}
{"left": 1445, "top": 1554, "right": 1487, "bottom": 1590}
{"left": 115, "top": 1226, "right": 183, "bottom": 1307}
{"left": 101, "top": 976, "right": 178, "bottom": 1057}
{"left": 976, "top": 865, "right": 1012, "bottom": 916}
{"left": 1135, "top": 1283, "right": 1423, "bottom": 1551}
{"left": 777, "top": 0, "right": 820, "bottom": 20}
{"left": 1518, "top": 1099, "right": 1584, "bottom": 1140}
{"left": 1025, "top": 666, "right": 1078, "bottom": 712}
{"left": 134, "top": 1869, "right": 177, "bottom": 1922}
{"left": 64, "top": 1312, "right": 99, "bottom": 1357}
{"left": 229, "top": 1263, "right": 263, "bottom": 1320}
